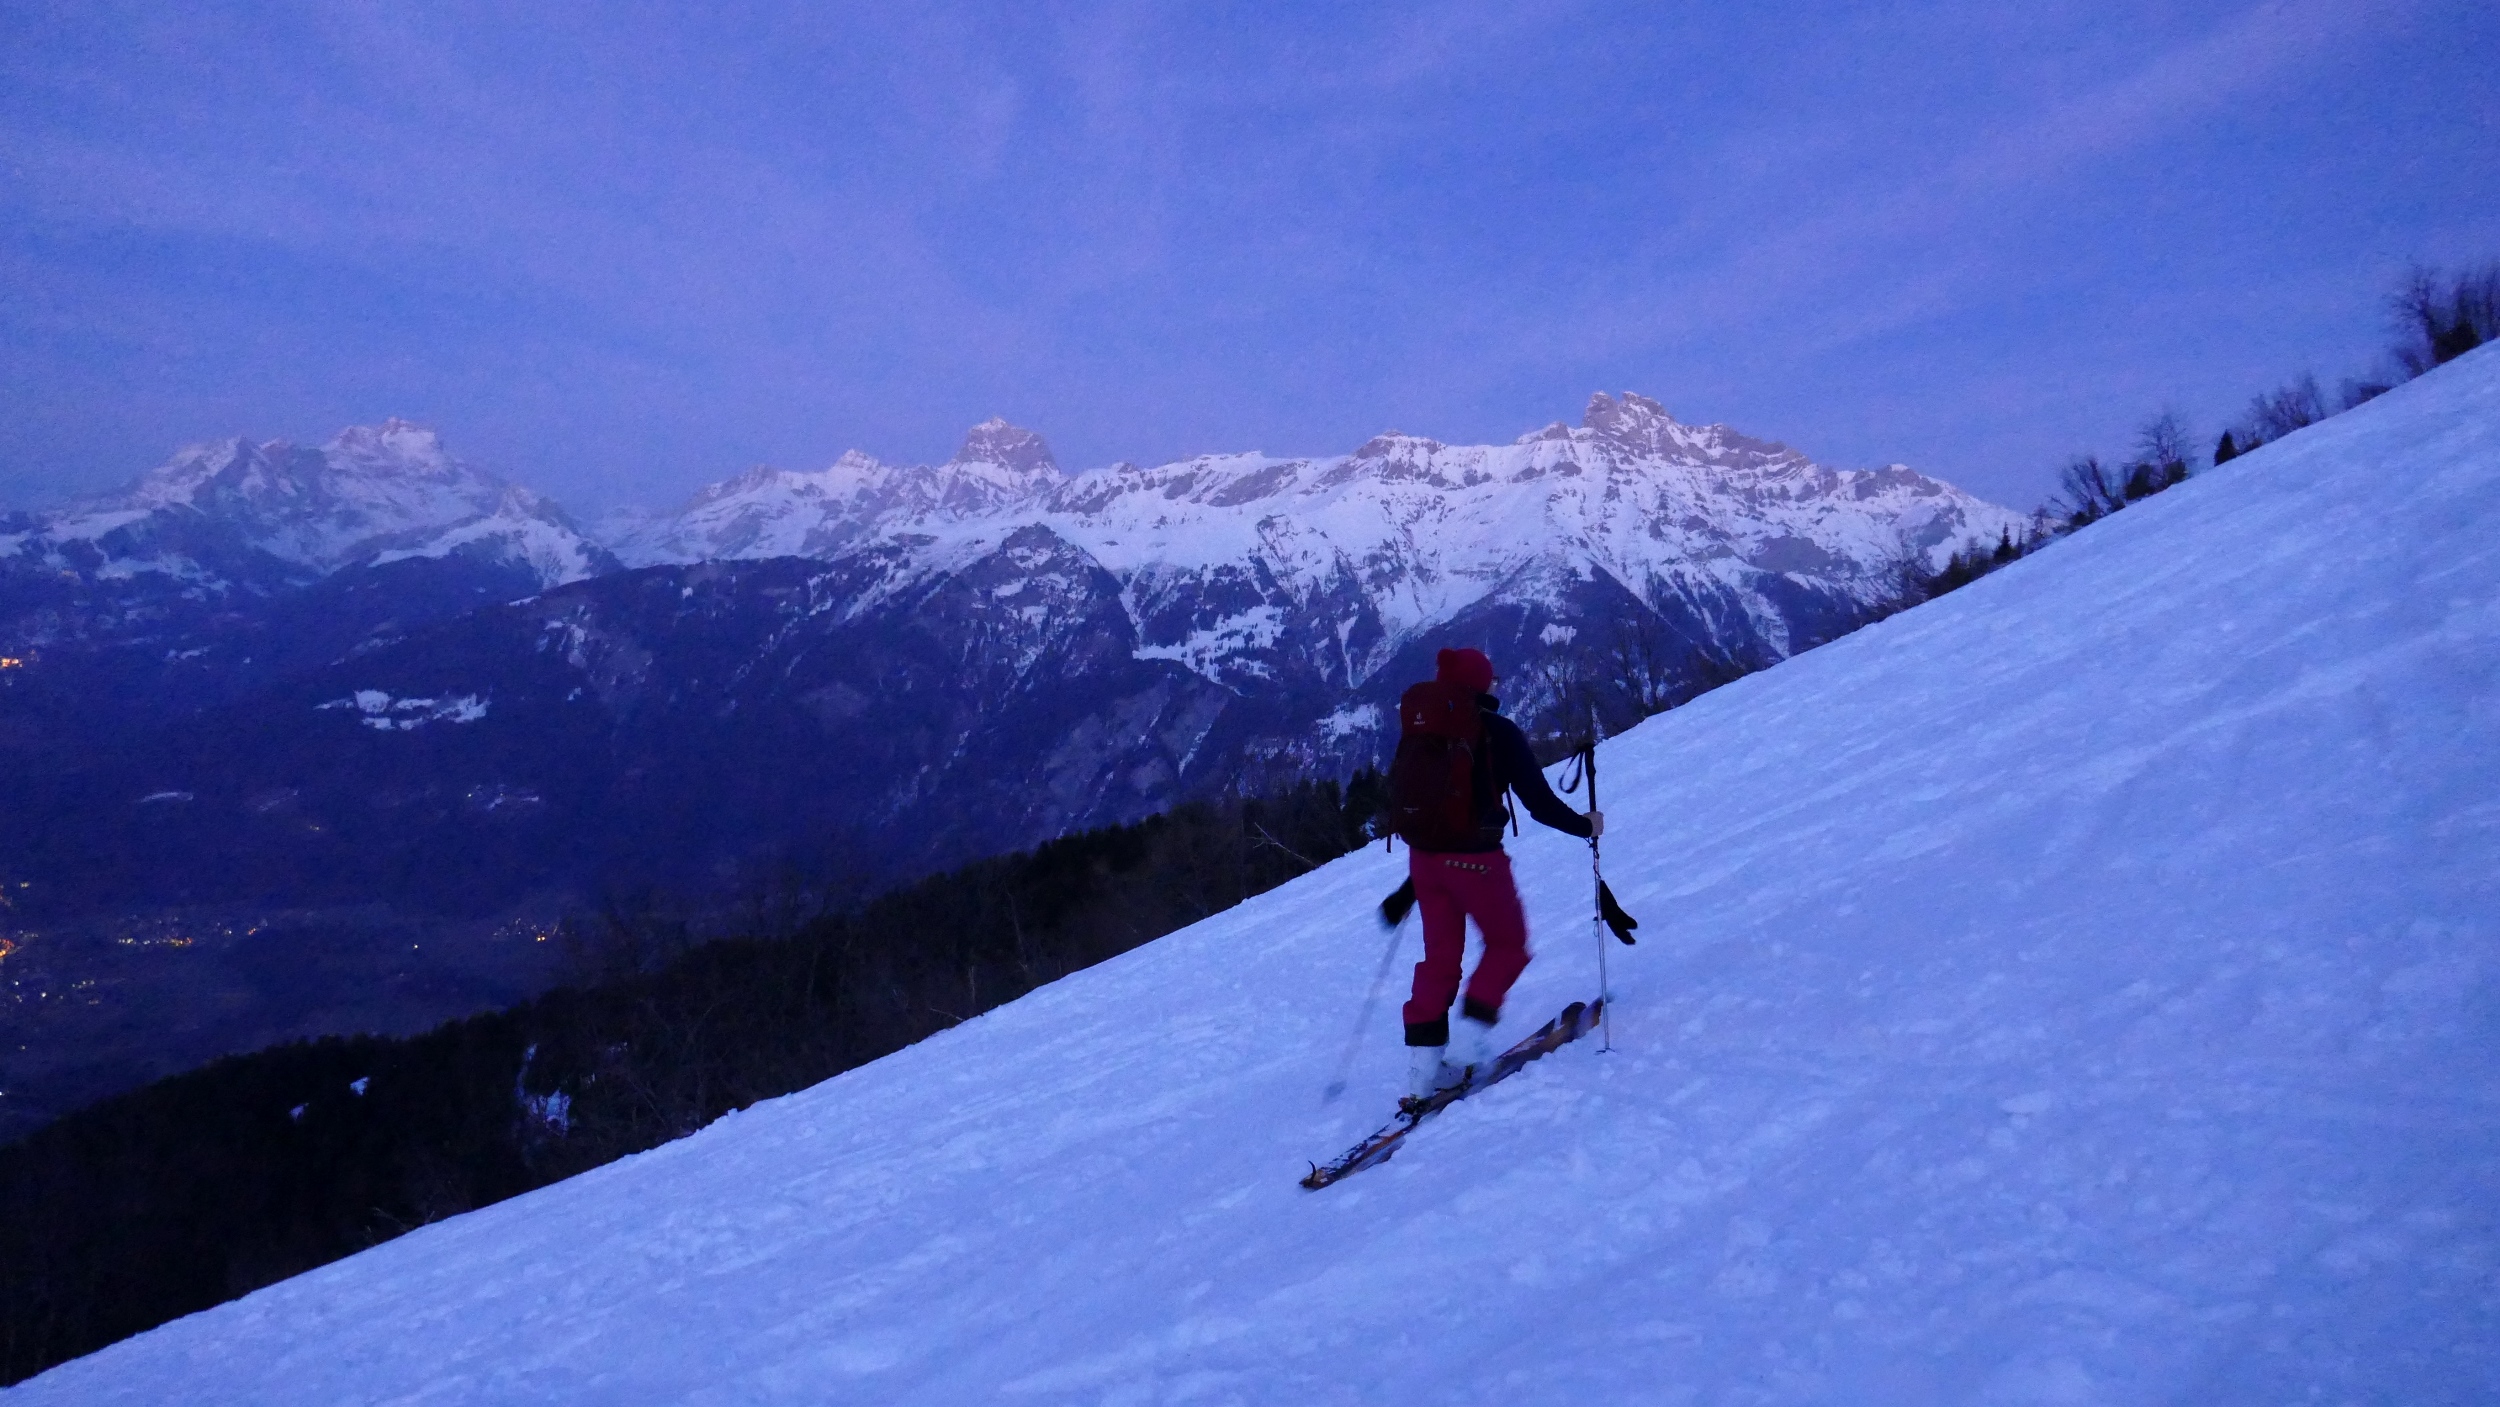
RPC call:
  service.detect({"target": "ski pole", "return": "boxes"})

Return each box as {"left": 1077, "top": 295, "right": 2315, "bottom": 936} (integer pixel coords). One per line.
{"left": 1322, "top": 899, "right": 1409, "bottom": 1103}
{"left": 1588, "top": 723, "right": 1612, "bottom": 1053}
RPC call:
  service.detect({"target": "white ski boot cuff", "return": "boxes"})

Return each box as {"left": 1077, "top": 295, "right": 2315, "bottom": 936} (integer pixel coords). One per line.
{"left": 1406, "top": 1044, "right": 1449, "bottom": 1100}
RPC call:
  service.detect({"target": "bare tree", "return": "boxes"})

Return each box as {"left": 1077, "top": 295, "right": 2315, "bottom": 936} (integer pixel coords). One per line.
{"left": 2392, "top": 265, "right": 2442, "bottom": 378}
{"left": 2132, "top": 410, "right": 2193, "bottom": 475}
{"left": 1857, "top": 542, "right": 1940, "bottom": 622}
{"left": 2125, "top": 410, "right": 2194, "bottom": 498}
{"left": 2391, "top": 261, "right": 2500, "bottom": 377}
{"left": 2242, "top": 373, "right": 2326, "bottom": 446}
{"left": 2339, "top": 376, "right": 2392, "bottom": 410}
{"left": 1604, "top": 611, "right": 1688, "bottom": 720}
{"left": 2057, "top": 454, "right": 2126, "bottom": 525}
{"left": 1517, "top": 645, "right": 1600, "bottom": 745}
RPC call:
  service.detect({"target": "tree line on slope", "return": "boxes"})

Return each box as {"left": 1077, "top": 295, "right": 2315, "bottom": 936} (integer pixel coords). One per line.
{"left": 1512, "top": 261, "right": 2497, "bottom": 733}
{"left": 2213, "top": 261, "right": 2500, "bottom": 466}
{"left": 1907, "top": 260, "right": 2497, "bottom": 603}
{"left": 0, "top": 775, "right": 1388, "bottom": 1386}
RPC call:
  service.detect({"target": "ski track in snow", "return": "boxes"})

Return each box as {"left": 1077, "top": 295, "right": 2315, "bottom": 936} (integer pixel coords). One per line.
{"left": 15, "top": 350, "right": 2500, "bottom": 1404}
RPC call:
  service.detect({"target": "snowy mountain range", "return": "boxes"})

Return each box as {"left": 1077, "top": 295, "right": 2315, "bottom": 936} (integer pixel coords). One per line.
{"left": 6, "top": 398, "right": 2017, "bottom": 702}
{"left": 19, "top": 346, "right": 2492, "bottom": 1405}
{"left": 1, "top": 419, "right": 611, "bottom": 592}
{"left": 2, "top": 394, "right": 2024, "bottom": 865}
{"left": 0, "top": 396, "right": 2019, "bottom": 1133}
{"left": 609, "top": 394, "right": 2024, "bottom": 705}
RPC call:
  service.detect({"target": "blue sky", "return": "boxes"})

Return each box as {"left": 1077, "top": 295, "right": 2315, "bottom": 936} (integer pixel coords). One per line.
{"left": 3, "top": 1, "right": 2493, "bottom": 514}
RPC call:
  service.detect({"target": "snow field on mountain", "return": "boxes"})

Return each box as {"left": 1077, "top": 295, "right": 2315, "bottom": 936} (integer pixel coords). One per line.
{"left": 16, "top": 350, "right": 2498, "bottom": 1404}
{"left": 8, "top": 421, "right": 608, "bottom": 586}
{"left": 611, "top": 397, "right": 2027, "bottom": 678}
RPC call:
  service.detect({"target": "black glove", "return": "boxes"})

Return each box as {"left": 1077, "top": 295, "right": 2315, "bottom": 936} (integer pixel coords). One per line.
{"left": 1379, "top": 878, "right": 1417, "bottom": 929}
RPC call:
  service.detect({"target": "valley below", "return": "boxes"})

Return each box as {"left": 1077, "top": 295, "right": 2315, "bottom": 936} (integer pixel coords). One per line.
{"left": 0, "top": 899, "right": 563, "bottom": 1141}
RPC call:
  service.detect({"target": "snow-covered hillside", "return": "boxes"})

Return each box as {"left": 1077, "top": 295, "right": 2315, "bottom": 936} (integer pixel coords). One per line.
{"left": 1, "top": 421, "right": 610, "bottom": 589}
{"left": 16, "top": 349, "right": 2497, "bottom": 1404}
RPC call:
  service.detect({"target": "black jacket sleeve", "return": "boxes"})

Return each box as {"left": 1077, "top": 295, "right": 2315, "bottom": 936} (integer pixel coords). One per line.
{"left": 1486, "top": 713, "right": 1593, "bottom": 840}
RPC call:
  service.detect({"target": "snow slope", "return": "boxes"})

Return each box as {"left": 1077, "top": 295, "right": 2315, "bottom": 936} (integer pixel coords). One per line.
{"left": 16, "top": 350, "right": 2498, "bottom": 1403}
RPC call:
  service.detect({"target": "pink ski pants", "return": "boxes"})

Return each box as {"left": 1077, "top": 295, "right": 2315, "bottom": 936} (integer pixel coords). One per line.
{"left": 1401, "top": 848, "right": 1531, "bottom": 1034}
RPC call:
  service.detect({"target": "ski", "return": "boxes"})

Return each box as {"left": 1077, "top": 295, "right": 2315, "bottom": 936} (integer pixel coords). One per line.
{"left": 1300, "top": 997, "right": 1604, "bottom": 1190}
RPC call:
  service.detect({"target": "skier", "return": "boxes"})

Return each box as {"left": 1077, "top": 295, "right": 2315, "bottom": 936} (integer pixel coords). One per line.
{"left": 1389, "top": 647, "right": 1600, "bottom": 1101}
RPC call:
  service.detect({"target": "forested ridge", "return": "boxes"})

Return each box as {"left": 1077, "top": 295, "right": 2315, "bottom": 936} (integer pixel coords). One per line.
{"left": 0, "top": 777, "right": 1387, "bottom": 1385}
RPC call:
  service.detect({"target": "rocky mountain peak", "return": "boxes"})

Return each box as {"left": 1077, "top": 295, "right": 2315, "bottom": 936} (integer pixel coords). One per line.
{"left": 953, "top": 418, "right": 1058, "bottom": 476}
{"left": 123, "top": 436, "right": 265, "bottom": 508}
{"left": 1579, "top": 392, "right": 1800, "bottom": 469}
{"left": 1582, "top": 391, "right": 1681, "bottom": 450}
{"left": 1350, "top": 431, "right": 1448, "bottom": 460}
{"left": 324, "top": 418, "right": 447, "bottom": 460}
{"left": 713, "top": 464, "right": 787, "bottom": 497}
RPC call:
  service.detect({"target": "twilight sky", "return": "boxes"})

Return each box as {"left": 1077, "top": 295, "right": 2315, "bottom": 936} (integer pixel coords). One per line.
{"left": 2, "top": 0, "right": 2493, "bottom": 515}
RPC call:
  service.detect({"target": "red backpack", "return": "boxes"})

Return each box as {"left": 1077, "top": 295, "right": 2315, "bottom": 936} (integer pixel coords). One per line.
{"left": 1387, "top": 679, "right": 1486, "bottom": 851}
